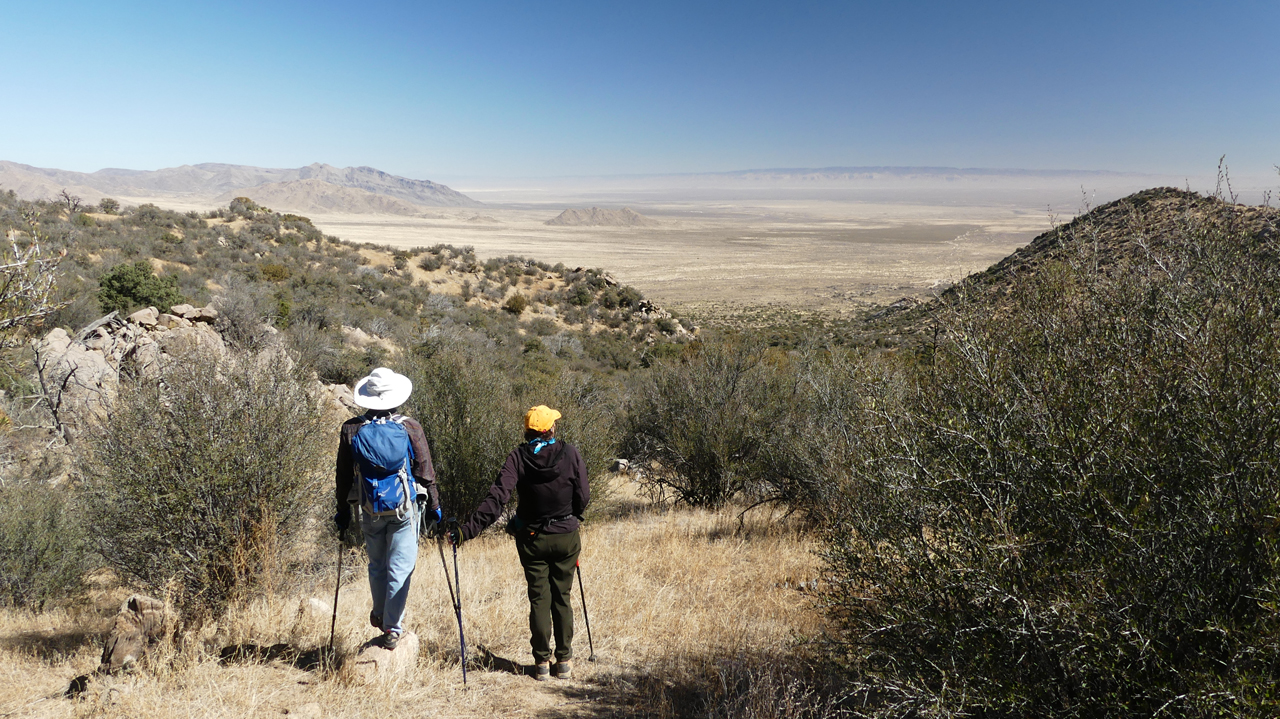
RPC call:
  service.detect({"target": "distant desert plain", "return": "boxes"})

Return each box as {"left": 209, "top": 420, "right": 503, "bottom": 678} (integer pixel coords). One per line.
{"left": 5, "top": 159, "right": 1201, "bottom": 316}
{"left": 308, "top": 196, "right": 1044, "bottom": 314}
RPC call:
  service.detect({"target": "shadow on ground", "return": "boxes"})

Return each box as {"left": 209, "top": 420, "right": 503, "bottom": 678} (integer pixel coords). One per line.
{"left": 0, "top": 627, "right": 99, "bottom": 662}
{"left": 218, "top": 643, "right": 333, "bottom": 672}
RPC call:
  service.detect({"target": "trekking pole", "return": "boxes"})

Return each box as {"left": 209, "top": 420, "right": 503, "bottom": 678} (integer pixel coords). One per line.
{"left": 451, "top": 530, "right": 468, "bottom": 683}
{"left": 435, "top": 521, "right": 467, "bottom": 684}
{"left": 576, "top": 559, "right": 597, "bottom": 662}
{"left": 328, "top": 539, "right": 343, "bottom": 655}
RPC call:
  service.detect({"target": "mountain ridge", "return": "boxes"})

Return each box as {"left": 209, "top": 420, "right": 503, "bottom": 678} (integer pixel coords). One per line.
{"left": 0, "top": 161, "right": 480, "bottom": 208}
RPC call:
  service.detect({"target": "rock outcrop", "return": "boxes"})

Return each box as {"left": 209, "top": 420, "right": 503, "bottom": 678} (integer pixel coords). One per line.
{"left": 35, "top": 305, "right": 224, "bottom": 439}
{"left": 36, "top": 304, "right": 365, "bottom": 439}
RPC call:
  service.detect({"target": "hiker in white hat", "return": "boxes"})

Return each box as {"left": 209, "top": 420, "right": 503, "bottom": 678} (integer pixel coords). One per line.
{"left": 335, "top": 367, "right": 441, "bottom": 650}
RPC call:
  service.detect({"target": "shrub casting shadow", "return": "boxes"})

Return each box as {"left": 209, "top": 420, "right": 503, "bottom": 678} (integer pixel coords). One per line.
{"left": 0, "top": 627, "right": 98, "bottom": 662}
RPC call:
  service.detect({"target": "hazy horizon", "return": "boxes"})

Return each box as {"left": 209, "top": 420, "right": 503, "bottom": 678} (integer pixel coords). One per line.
{"left": 3, "top": 1, "right": 1277, "bottom": 181}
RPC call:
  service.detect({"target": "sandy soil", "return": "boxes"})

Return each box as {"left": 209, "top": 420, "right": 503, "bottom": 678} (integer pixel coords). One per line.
{"left": 304, "top": 197, "right": 1050, "bottom": 310}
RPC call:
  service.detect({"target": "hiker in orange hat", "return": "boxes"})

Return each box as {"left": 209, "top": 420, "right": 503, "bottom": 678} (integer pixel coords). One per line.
{"left": 452, "top": 405, "right": 589, "bottom": 681}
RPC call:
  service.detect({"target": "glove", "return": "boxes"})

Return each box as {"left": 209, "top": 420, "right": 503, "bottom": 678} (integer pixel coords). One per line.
{"left": 445, "top": 518, "right": 464, "bottom": 547}
{"left": 334, "top": 510, "right": 350, "bottom": 532}
{"left": 419, "top": 503, "right": 441, "bottom": 537}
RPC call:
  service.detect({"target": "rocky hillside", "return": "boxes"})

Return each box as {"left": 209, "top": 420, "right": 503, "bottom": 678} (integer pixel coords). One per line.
{"left": 0, "top": 192, "right": 694, "bottom": 383}
{"left": 951, "top": 187, "right": 1280, "bottom": 299}
{"left": 545, "top": 206, "right": 659, "bottom": 227}
{"left": 213, "top": 179, "right": 429, "bottom": 216}
{"left": 871, "top": 187, "right": 1280, "bottom": 333}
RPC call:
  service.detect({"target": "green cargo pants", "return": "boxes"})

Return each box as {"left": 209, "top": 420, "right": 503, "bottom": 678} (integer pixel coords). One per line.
{"left": 516, "top": 528, "right": 581, "bottom": 663}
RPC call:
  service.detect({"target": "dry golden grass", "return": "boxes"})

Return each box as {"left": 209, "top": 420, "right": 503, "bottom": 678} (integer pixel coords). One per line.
{"left": 0, "top": 480, "right": 823, "bottom": 718}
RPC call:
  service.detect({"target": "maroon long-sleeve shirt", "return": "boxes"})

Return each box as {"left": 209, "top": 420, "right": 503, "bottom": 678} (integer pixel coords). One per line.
{"left": 335, "top": 412, "right": 439, "bottom": 518}
{"left": 461, "top": 440, "right": 589, "bottom": 540}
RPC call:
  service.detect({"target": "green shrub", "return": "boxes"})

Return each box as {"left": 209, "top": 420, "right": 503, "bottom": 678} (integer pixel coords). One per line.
{"left": 622, "top": 339, "right": 778, "bottom": 507}
{"left": 402, "top": 343, "right": 521, "bottom": 517}
{"left": 823, "top": 205, "right": 1280, "bottom": 717}
{"left": 79, "top": 349, "right": 328, "bottom": 625}
{"left": 502, "top": 293, "right": 528, "bottom": 315}
{"left": 97, "top": 260, "right": 184, "bottom": 315}
{"left": 0, "top": 477, "right": 89, "bottom": 610}
{"left": 567, "top": 283, "right": 594, "bottom": 306}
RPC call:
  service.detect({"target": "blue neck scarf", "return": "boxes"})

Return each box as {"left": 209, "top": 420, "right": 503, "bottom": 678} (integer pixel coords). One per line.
{"left": 529, "top": 437, "right": 557, "bottom": 454}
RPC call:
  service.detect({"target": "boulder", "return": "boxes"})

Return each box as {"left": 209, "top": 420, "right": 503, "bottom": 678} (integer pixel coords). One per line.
{"left": 100, "top": 595, "right": 167, "bottom": 674}
{"left": 345, "top": 631, "right": 419, "bottom": 684}
{"left": 157, "top": 323, "right": 225, "bottom": 358}
{"left": 35, "top": 329, "right": 118, "bottom": 431}
{"left": 192, "top": 306, "right": 219, "bottom": 323}
{"left": 156, "top": 313, "right": 192, "bottom": 330}
{"left": 127, "top": 307, "right": 159, "bottom": 326}
{"left": 169, "top": 303, "right": 197, "bottom": 319}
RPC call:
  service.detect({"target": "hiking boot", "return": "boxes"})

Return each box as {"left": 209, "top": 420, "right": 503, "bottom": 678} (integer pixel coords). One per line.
{"left": 553, "top": 659, "right": 573, "bottom": 679}
{"left": 374, "top": 631, "right": 399, "bottom": 650}
{"left": 532, "top": 660, "right": 551, "bottom": 681}
{"left": 369, "top": 610, "right": 383, "bottom": 629}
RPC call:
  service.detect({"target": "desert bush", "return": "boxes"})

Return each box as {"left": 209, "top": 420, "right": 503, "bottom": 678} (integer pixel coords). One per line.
{"left": 78, "top": 349, "right": 328, "bottom": 625}
{"left": 502, "top": 293, "right": 528, "bottom": 315}
{"left": 214, "top": 283, "right": 273, "bottom": 350}
{"left": 823, "top": 204, "right": 1280, "bottom": 717}
{"left": 401, "top": 342, "right": 521, "bottom": 517}
{"left": 623, "top": 339, "right": 782, "bottom": 507}
{"left": 0, "top": 476, "right": 89, "bottom": 609}
{"left": 97, "top": 260, "right": 184, "bottom": 315}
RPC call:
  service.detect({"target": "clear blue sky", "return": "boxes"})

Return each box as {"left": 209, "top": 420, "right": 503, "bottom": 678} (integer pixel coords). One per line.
{"left": 3, "top": 0, "right": 1277, "bottom": 180}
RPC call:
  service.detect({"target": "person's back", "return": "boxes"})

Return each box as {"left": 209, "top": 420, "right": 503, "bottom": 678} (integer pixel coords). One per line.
{"left": 455, "top": 405, "right": 588, "bottom": 680}
{"left": 334, "top": 367, "right": 441, "bottom": 650}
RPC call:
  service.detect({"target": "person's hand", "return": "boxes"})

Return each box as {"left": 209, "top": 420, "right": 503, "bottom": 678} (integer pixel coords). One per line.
{"left": 334, "top": 510, "right": 350, "bottom": 532}
{"left": 444, "top": 518, "right": 464, "bottom": 547}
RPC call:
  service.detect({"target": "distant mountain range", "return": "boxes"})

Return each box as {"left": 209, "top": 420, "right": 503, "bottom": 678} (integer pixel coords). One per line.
{"left": 0, "top": 161, "right": 481, "bottom": 212}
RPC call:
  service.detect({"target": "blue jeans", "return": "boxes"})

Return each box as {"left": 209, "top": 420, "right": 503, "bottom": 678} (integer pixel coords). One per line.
{"left": 361, "top": 506, "right": 418, "bottom": 635}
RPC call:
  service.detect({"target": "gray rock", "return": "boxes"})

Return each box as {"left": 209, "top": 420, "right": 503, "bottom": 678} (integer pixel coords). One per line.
{"left": 169, "top": 303, "right": 197, "bottom": 318}
{"left": 127, "top": 307, "right": 159, "bottom": 326}
{"left": 157, "top": 323, "right": 225, "bottom": 357}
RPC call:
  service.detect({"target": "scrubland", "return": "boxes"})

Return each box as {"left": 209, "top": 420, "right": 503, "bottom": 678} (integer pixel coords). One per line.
{"left": 4, "top": 186, "right": 1280, "bottom": 719}
{"left": 0, "top": 482, "right": 823, "bottom": 719}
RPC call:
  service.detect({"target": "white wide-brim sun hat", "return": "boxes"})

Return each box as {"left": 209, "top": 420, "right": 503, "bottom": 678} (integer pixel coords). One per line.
{"left": 353, "top": 367, "right": 413, "bottom": 411}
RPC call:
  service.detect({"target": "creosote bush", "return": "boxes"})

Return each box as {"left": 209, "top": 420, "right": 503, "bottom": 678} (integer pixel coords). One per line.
{"left": 0, "top": 477, "right": 89, "bottom": 610}
{"left": 822, "top": 199, "right": 1280, "bottom": 718}
{"left": 79, "top": 348, "right": 328, "bottom": 625}
{"left": 401, "top": 339, "right": 619, "bottom": 523}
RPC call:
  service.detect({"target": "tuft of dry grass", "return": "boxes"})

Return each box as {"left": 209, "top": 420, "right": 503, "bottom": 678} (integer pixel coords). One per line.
{"left": 0, "top": 479, "right": 825, "bottom": 718}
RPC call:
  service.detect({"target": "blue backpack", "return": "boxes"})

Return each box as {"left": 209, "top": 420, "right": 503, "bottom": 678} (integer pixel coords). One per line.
{"left": 351, "top": 415, "right": 417, "bottom": 517}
